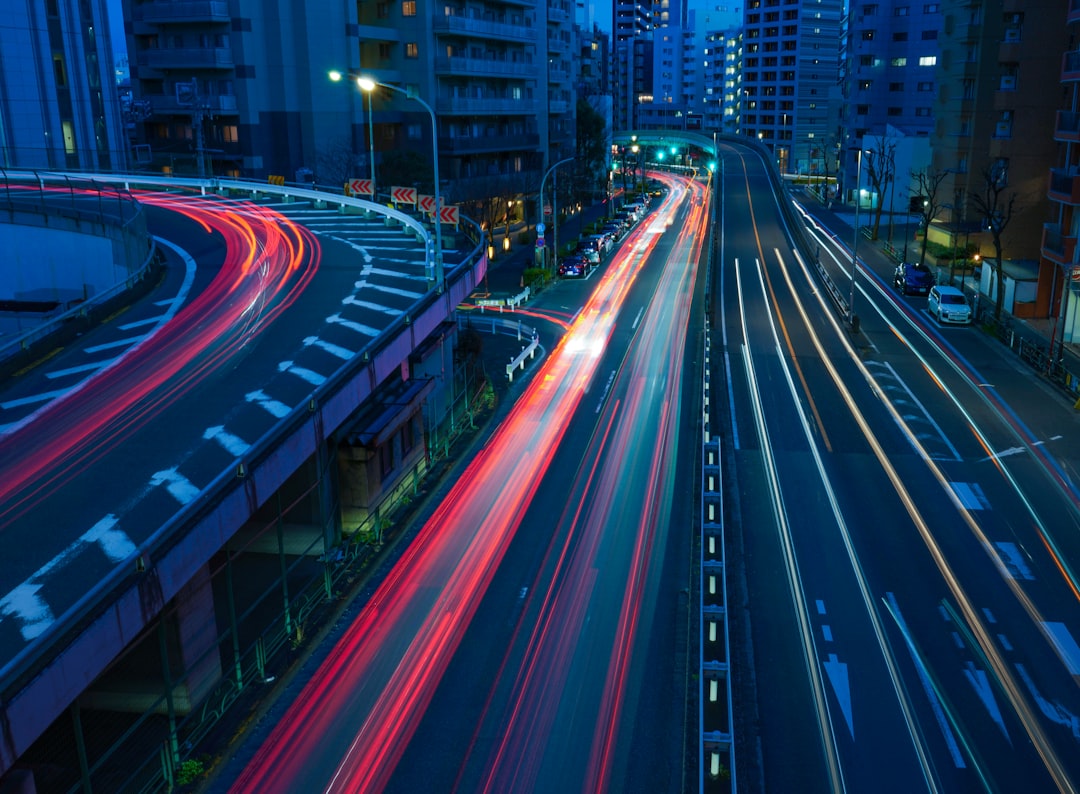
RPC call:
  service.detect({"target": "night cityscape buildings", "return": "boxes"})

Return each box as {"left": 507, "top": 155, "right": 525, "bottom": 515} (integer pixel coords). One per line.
{"left": 2, "top": 0, "right": 1080, "bottom": 788}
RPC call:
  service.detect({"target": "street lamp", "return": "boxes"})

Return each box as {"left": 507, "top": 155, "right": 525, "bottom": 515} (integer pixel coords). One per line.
{"left": 356, "top": 75, "right": 443, "bottom": 289}
{"left": 539, "top": 156, "right": 574, "bottom": 270}
{"left": 849, "top": 148, "right": 867, "bottom": 332}
{"left": 329, "top": 70, "right": 376, "bottom": 198}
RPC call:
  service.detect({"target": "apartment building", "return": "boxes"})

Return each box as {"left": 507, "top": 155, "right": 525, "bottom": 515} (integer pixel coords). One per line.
{"left": 1, "top": 0, "right": 126, "bottom": 171}
{"left": 740, "top": 0, "right": 844, "bottom": 175}
{"left": 932, "top": 1, "right": 1064, "bottom": 298}
{"left": 1042, "top": 1, "right": 1080, "bottom": 345}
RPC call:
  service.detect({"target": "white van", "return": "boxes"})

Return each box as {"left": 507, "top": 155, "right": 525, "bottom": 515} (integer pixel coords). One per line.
{"left": 927, "top": 286, "right": 971, "bottom": 325}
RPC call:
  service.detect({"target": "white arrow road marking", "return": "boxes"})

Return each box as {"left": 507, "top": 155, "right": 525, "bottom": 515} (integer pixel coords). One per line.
{"left": 886, "top": 592, "right": 966, "bottom": 768}
{"left": 303, "top": 337, "right": 355, "bottom": 360}
{"left": 823, "top": 654, "right": 854, "bottom": 739}
{"left": 150, "top": 468, "right": 200, "bottom": 504}
{"left": 1015, "top": 663, "right": 1080, "bottom": 738}
{"left": 203, "top": 425, "right": 249, "bottom": 456}
{"left": 326, "top": 313, "right": 379, "bottom": 337}
{"left": 277, "top": 361, "right": 325, "bottom": 386}
{"left": 0, "top": 584, "right": 54, "bottom": 640}
{"left": 0, "top": 515, "right": 136, "bottom": 640}
{"left": 964, "top": 663, "right": 1010, "bottom": 741}
{"left": 46, "top": 358, "right": 118, "bottom": 379}
{"left": 342, "top": 295, "right": 401, "bottom": 315}
{"left": 245, "top": 390, "right": 290, "bottom": 418}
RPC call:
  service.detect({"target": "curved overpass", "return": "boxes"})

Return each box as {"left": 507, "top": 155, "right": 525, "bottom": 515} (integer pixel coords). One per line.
{"left": 0, "top": 173, "right": 486, "bottom": 783}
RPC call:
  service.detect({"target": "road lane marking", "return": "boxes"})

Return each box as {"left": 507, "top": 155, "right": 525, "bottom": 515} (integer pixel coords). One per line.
{"left": 949, "top": 481, "right": 989, "bottom": 510}
{"left": 1041, "top": 622, "right": 1080, "bottom": 675}
{"left": 823, "top": 654, "right": 854, "bottom": 738}
{"left": 84, "top": 335, "right": 144, "bottom": 353}
{"left": 303, "top": 337, "right": 355, "bottom": 360}
{"left": 992, "top": 542, "right": 1035, "bottom": 580}
{"left": 326, "top": 313, "right": 379, "bottom": 336}
{"left": 245, "top": 389, "right": 291, "bottom": 418}
{"left": 150, "top": 468, "right": 200, "bottom": 504}
{"left": 119, "top": 315, "right": 166, "bottom": 330}
{"left": 964, "top": 663, "right": 1010, "bottom": 740}
{"left": 886, "top": 592, "right": 966, "bottom": 768}
{"left": 46, "top": 358, "right": 118, "bottom": 379}
{"left": 278, "top": 360, "right": 326, "bottom": 386}
{"left": 204, "top": 425, "right": 250, "bottom": 456}
{"left": 0, "top": 514, "right": 136, "bottom": 640}
{"left": 1, "top": 388, "right": 70, "bottom": 410}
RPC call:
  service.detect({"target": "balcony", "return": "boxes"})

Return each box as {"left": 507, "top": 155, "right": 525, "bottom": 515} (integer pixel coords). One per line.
{"left": 1064, "top": 50, "right": 1080, "bottom": 82}
{"left": 1042, "top": 223, "right": 1079, "bottom": 265}
{"left": 144, "top": 93, "right": 238, "bottom": 115}
{"left": 136, "top": 47, "right": 234, "bottom": 70}
{"left": 548, "top": 68, "right": 570, "bottom": 83}
{"left": 1049, "top": 168, "right": 1080, "bottom": 204}
{"left": 438, "top": 132, "right": 540, "bottom": 154}
{"left": 435, "top": 96, "right": 538, "bottom": 115}
{"left": 547, "top": 4, "right": 570, "bottom": 23}
{"left": 432, "top": 14, "right": 536, "bottom": 44}
{"left": 433, "top": 55, "right": 533, "bottom": 78}
{"left": 132, "top": 1, "right": 229, "bottom": 23}
{"left": 548, "top": 99, "right": 568, "bottom": 114}
{"left": 1056, "top": 110, "right": 1080, "bottom": 142}
{"left": 547, "top": 37, "right": 570, "bottom": 54}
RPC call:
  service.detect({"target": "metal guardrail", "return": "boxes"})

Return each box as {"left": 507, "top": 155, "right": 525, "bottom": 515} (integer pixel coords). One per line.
{"left": 0, "top": 171, "right": 485, "bottom": 706}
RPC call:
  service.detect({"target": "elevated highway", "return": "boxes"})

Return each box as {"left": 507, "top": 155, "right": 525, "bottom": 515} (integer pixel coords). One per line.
{"left": 0, "top": 173, "right": 485, "bottom": 789}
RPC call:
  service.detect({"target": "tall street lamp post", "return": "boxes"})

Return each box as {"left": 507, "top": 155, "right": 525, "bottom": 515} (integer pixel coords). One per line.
{"left": 329, "top": 70, "right": 377, "bottom": 197}
{"left": 357, "top": 76, "right": 443, "bottom": 290}
{"left": 849, "top": 148, "right": 866, "bottom": 332}
{"left": 539, "top": 156, "right": 573, "bottom": 271}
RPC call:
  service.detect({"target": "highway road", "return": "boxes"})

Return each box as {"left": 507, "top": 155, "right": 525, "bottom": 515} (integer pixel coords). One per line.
{"left": 718, "top": 143, "right": 1080, "bottom": 792}
{"left": 225, "top": 171, "right": 708, "bottom": 792}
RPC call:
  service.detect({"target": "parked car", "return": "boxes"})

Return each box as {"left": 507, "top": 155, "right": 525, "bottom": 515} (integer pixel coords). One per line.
{"left": 601, "top": 223, "right": 624, "bottom": 240}
{"left": 893, "top": 261, "right": 935, "bottom": 296}
{"left": 587, "top": 233, "right": 613, "bottom": 253}
{"left": 557, "top": 255, "right": 587, "bottom": 278}
{"left": 575, "top": 244, "right": 600, "bottom": 264}
{"left": 928, "top": 285, "right": 972, "bottom": 324}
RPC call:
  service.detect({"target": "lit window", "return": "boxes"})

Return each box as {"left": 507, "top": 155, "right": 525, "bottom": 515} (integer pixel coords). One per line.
{"left": 406, "top": 42, "right": 418, "bottom": 58}
{"left": 919, "top": 55, "right": 937, "bottom": 66}
{"left": 402, "top": 0, "right": 416, "bottom": 15}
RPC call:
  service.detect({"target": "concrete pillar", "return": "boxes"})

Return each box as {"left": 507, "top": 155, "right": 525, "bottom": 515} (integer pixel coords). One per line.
{"left": 173, "top": 565, "right": 221, "bottom": 709}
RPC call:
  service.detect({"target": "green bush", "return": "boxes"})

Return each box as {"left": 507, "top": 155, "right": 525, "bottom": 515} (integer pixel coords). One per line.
{"left": 177, "top": 758, "right": 205, "bottom": 786}
{"left": 522, "top": 267, "right": 548, "bottom": 289}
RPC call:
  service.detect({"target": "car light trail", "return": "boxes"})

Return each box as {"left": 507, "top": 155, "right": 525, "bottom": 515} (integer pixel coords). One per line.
{"left": 0, "top": 191, "right": 319, "bottom": 529}
{"left": 230, "top": 173, "right": 699, "bottom": 793}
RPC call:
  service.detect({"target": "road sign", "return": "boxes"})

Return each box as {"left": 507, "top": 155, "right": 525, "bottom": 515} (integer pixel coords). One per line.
{"left": 544, "top": 204, "right": 552, "bottom": 217}
{"left": 417, "top": 194, "right": 436, "bottom": 213}
{"left": 536, "top": 238, "right": 545, "bottom": 249}
{"left": 536, "top": 223, "right": 546, "bottom": 235}
{"left": 391, "top": 186, "right": 417, "bottom": 204}
{"left": 346, "top": 179, "right": 373, "bottom": 196}
{"left": 437, "top": 205, "right": 459, "bottom": 225}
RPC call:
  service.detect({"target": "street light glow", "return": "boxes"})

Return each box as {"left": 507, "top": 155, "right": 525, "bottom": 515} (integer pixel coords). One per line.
{"left": 357, "top": 76, "right": 377, "bottom": 92}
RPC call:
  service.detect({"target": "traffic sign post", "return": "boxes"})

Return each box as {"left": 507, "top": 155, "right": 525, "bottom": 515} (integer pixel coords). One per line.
{"left": 390, "top": 186, "right": 417, "bottom": 205}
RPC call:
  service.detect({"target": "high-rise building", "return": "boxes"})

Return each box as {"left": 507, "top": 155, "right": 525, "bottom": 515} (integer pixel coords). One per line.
{"left": 0, "top": 0, "right": 126, "bottom": 171}
{"left": 125, "top": 0, "right": 553, "bottom": 202}
{"left": 1041, "top": 1, "right": 1080, "bottom": 346}
{"left": 932, "top": 1, "right": 1062, "bottom": 276}
{"left": 740, "top": 0, "right": 844, "bottom": 176}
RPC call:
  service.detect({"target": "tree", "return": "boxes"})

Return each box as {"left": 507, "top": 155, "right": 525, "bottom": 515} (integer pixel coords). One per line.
{"left": 911, "top": 167, "right": 948, "bottom": 267}
{"left": 315, "top": 136, "right": 359, "bottom": 189}
{"left": 576, "top": 99, "right": 608, "bottom": 198}
{"left": 377, "top": 150, "right": 433, "bottom": 195}
{"left": 864, "top": 136, "right": 895, "bottom": 241}
{"left": 969, "top": 161, "right": 1018, "bottom": 320}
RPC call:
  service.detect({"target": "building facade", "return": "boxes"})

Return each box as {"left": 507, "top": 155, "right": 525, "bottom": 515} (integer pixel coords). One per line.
{"left": 740, "top": 0, "right": 844, "bottom": 175}
{"left": 0, "top": 0, "right": 126, "bottom": 171}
